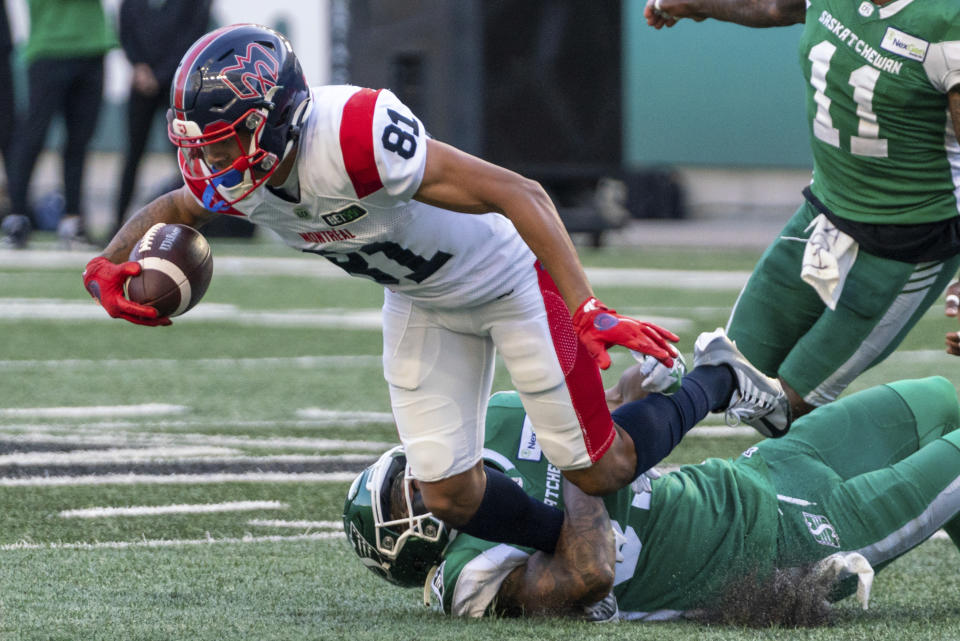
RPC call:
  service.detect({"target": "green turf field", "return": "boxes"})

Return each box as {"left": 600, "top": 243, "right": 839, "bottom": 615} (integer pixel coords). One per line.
{"left": 3, "top": 238, "right": 960, "bottom": 640}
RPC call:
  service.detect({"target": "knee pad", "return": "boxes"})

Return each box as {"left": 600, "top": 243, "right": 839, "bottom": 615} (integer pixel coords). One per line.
{"left": 495, "top": 323, "right": 565, "bottom": 393}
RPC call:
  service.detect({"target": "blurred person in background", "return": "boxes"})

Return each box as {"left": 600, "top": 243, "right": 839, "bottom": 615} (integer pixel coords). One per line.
{"left": 0, "top": 0, "right": 13, "bottom": 215}
{"left": 1, "top": 0, "right": 116, "bottom": 249}
{"left": 111, "top": 0, "right": 212, "bottom": 241}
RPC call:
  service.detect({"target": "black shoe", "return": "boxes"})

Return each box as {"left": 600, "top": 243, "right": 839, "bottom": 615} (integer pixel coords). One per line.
{"left": 57, "top": 215, "right": 98, "bottom": 251}
{"left": 0, "top": 214, "right": 31, "bottom": 249}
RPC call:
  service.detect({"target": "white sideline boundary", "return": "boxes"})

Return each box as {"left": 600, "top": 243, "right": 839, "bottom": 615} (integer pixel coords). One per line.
{"left": 0, "top": 531, "right": 344, "bottom": 551}
{"left": 59, "top": 500, "right": 289, "bottom": 519}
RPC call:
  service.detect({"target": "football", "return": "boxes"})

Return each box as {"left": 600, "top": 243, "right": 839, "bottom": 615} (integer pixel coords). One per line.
{"left": 124, "top": 223, "right": 213, "bottom": 317}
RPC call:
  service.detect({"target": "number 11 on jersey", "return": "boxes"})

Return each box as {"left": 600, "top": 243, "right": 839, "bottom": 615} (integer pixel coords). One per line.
{"left": 807, "top": 40, "right": 889, "bottom": 158}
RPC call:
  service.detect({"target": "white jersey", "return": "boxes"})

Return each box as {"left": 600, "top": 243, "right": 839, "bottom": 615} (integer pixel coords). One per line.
{"left": 181, "top": 85, "right": 534, "bottom": 308}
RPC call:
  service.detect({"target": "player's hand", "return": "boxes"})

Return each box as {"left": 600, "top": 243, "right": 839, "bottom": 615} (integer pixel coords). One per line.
{"left": 82, "top": 256, "right": 172, "bottom": 327}
{"left": 644, "top": 0, "right": 706, "bottom": 29}
{"left": 572, "top": 297, "right": 678, "bottom": 370}
{"left": 944, "top": 281, "right": 960, "bottom": 355}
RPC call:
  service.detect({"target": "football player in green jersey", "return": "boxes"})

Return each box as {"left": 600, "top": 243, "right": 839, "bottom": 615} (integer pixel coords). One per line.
{"left": 344, "top": 332, "right": 960, "bottom": 624}
{"left": 646, "top": 0, "right": 960, "bottom": 421}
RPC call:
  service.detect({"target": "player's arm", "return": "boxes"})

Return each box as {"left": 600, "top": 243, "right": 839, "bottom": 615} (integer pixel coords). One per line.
{"left": 942, "top": 86, "right": 960, "bottom": 355}
{"left": 949, "top": 85, "right": 960, "bottom": 146}
{"left": 490, "top": 479, "right": 616, "bottom": 617}
{"left": 101, "top": 186, "right": 216, "bottom": 263}
{"left": 645, "top": 0, "right": 804, "bottom": 29}
{"left": 415, "top": 139, "right": 678, "bottom": 367}
{"left": 83, "top": 186, "right": 216, "bottom": 326}
{"left": 415, "top": 139, "right": 593, "bottom": 313}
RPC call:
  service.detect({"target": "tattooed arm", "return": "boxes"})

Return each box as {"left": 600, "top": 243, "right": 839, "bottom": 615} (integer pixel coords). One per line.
{"left": 100, "top": 186, "right": 218, "bottom": 263}
{"left": 491, "top": 479, "right": 616, "bottom": 617}
{"left": 645, "top": 0, "right": 804, "bottom": 29}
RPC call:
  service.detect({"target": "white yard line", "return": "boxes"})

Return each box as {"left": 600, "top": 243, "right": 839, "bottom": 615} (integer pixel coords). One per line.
{"left": 0, "top": 418, "right": 385, "bottom": 432}
{"left": 247, "top": 519, "right": 342, "bottom": 529}
{"left": 0, "top": 355, "right": 382, "bottom": 369}
{"left": 0, "top": 404, "right": 188, "bottom": 418}
{"left": 0, "top": 451, "right": 376, "bottom": 467}
{"left": 0, "top": 471, "right": 358, "bottom": 487}
{"left": 0, "top": 531, "right": 344, "bottom": 551}
{"left": 0, "top": 446, "right": 240, "bottom": 465}
{"left": 59, "top": 500, "right": 289, "bottom": 519}
{"left": 0, "top": 299, "right": 386, "bottom": 328}
{"left": 295, "top": 408, "right": 393, "bottom": 422}
{"left": 688, "top": 425, "right": 757, "bottom": 436}
{"left": 0, "top": 251, "right": 750, "bottom": 288}
{"left": 0, "top": 299, "right": 694, "bottom": 330}
{"left": 0, "top": 429, "right": 395, "bottom": 452}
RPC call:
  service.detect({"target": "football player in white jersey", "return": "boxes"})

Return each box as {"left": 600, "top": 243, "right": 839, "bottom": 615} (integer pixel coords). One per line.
{"left": 81, "top": 24, "right": 719, "bottom": 555}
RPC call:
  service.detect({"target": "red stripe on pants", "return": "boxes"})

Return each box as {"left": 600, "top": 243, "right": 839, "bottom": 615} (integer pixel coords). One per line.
{"left": 535, "top": 262, "right": 615, "bottom": 463}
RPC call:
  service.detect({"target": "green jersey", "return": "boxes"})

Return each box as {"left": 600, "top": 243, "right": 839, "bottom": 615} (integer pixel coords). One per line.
{"left": 800, "top": 0, "right": 960, "bottom": 224}
{"left": 428, "top": 380, "right": 960, "bottom": 619}
{"left": 23, "top": 0, "right": 117, "bottom": 63}
{"left": 430, "top": 392, "right": 781, "bottom": 619}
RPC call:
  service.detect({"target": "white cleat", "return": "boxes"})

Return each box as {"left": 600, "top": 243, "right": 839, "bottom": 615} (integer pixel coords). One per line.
{"left": 693, "top": 328, "right": 791, "bottom": 438}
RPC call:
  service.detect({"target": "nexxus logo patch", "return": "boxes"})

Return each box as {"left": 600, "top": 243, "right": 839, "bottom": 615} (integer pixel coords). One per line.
{"left": 322, "top": 205, "right": 368, "bottom": 227}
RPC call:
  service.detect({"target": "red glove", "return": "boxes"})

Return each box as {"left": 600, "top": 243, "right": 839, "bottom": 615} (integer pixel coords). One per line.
{"left": 572, "top": 297, "right": 678, "bottom": 370}
{"left": 82, "top": 256, "right": 171, "bottom": 327}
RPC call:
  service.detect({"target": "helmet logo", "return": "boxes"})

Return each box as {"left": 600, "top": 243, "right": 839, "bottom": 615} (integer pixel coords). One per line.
{"left": 348, "top": 522, "right": 382, "bottom": 563}
{"left": 220, "top": 43, "right": 280, "bottom": 100}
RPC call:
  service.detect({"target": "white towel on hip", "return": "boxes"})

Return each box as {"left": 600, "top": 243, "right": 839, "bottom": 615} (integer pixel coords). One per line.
{"left": 800, "top": 214, "right": 859, "bottom": 311}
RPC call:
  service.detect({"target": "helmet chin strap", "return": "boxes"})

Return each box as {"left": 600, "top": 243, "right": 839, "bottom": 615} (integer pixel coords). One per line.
{"left": 280, "top": 96, "right": 313, "bottom": 162}
{"left": 213, "top": 155, "right": 256, "bottom": 202}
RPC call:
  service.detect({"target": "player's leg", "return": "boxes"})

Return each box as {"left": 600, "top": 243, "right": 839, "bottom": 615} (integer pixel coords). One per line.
{"left": 492, "top": 266, "right": 748, "bottom": 493}
{"left": 0, "top": 47, "right": 13, "bottom": 166}
{"left": 381, "top": 291, "right": 564, "bottom": 553}
{"left": 726, "top": 202, "right": 824, "bottom": 381}
{"left": 5, "top": 58, "right": 66, "bottom": 231}
{"left": 60, "top": 56, "right": 104, "bottom": 241}
{"left": 114, "top": 86, "right": 162, "bottom": 236}
{"left": 756, "top": 378, "right": 960, "bottom": 583}
{"left": 487, "top": 263, "right": 633, "bottom": 495}
{"left": 780, "top": 253, "right": 960, "bottom": 412}
{"left": 754, "top": 377, "right": 959, "bottom": 499}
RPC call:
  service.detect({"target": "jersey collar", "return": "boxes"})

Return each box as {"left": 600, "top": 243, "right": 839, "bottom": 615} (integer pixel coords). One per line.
{"left": 876, "top": 0, "right": 917, "bottom": 19}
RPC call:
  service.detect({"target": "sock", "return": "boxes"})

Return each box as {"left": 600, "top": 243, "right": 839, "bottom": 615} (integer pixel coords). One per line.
{"left": 611, "top": 364, "right": 735, "bottom": 478}
{"left": 459, "top": 465, "right": 564, "bottom": 553}
{"left": 941, "top": 514, "right": 960, "bottom": 553}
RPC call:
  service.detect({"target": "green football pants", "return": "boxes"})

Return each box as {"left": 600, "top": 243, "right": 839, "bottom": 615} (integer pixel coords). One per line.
{"left": 748, "top": 377, "right": 960, "bottom": 590}
{"left": 727, "top": 202, "right": 960, "bottom": 406}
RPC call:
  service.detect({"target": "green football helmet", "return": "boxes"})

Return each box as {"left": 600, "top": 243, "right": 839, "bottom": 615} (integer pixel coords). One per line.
{"left": 342, "top": 446, "right": 449, "bottom": 587}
